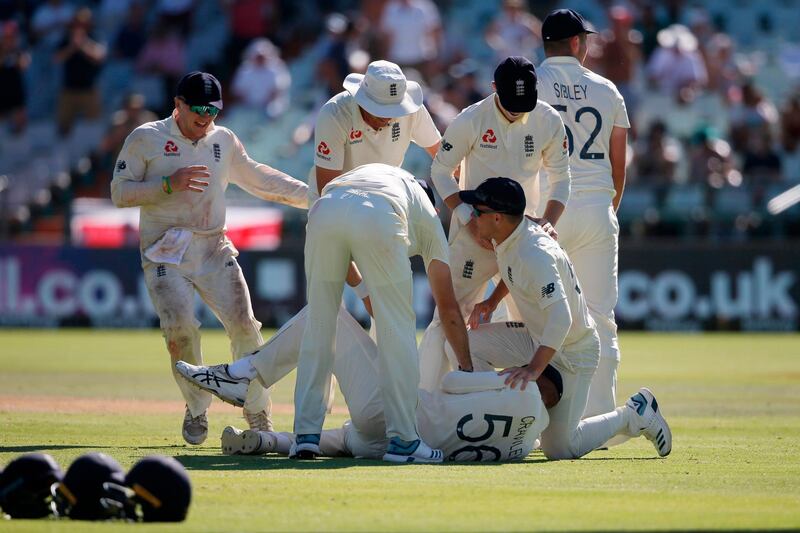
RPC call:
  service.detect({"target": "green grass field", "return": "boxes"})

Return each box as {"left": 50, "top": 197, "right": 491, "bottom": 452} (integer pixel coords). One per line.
{"left": 1, "top": 329, "right": 799, "bottom": 531}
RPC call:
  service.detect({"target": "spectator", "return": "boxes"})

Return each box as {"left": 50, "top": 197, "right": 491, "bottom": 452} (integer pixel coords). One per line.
{"left": 0, "top": 20, "right": 29, "bottom": 134}
{"left": 157, "top": 0, "right": 196, "bottom": 36}
{"left": 742, "top": 134, "right": 782, "bottom": 184}
{"left": 136, "top": 20, "right": 187, "bottom": 111}
{"left": 317, "top": 13, "right": 367, "bottom": 99}
{"left": 646, "top": 24, "right": 707, "bottom": 98}
{"left": 594, "top": 5, "right": 641, "bottom": 129}
{"left": 54, "top": 8, "right": 106, "bottom": 136}
{"left": 729, "top": 81, "right": 779, "bottom": 153}
{"left": 112, "top": 1, "right": 148, "bottom": 61}
{"left": 31, "top": 0, "right": 74, "bottom": 49}
{"left": 97, "top": 93, "right": 158, "bottom": 167}
{"left": 634, "top": 120, "right": 681, "bottom": 187}
{"left": 702, "top": 33, "right": 738, "bottom": 102}
{"left": 379, "top": 0, "right": 442, "bottom": 82}
{"left": 231, "top": 38, "right": 290, "bottom": 118}
{"left": 636, "top": 3, "right": 667, "bottom": 60}
{"left": 688, "top": 126, "right": 736, "bottom": 187}
{"left": 780, "top": 92, "right": 800, "bottom": 183}
{"left": 222, "top": 0, "right": 281, "bottom": 74}
{"left": 484, "top": 0, "right": 542, "bottom": 64}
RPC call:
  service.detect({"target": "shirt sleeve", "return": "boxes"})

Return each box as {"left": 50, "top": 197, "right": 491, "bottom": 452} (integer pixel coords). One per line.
{"left": 523, "top": 249, "right": 567, "bottom": 311}
{"left": 414, "top": 191, "right": 450, "bottom": 267}
{"left": 613, "top": 87, "right": 631, "bottom": 129}
{"left": 430, "top": 112, "right": 473, "bottom": 200}
{"left": 313, "top": 102, "right": 346, "bottom": 171}
{"left": 110, "top": 129, "right": 164, "bottom": 207}
{"left": 540, "top": 112, "right": 571, "bottom": 206}
{"left": 229, "top": 132, "right": 308, "bottom": 209}
{"left": 410, "top": 105, "right": 442, "bottom": 149}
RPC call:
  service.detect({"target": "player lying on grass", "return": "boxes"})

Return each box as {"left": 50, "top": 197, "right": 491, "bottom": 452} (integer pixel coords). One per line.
{"left": 177, "top": 305, "right": 554, "bottom": 462}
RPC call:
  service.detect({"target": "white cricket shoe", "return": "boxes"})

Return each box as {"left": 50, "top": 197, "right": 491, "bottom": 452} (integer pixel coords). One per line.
{"left": 175, "top": 361, "right": 249, "bottom": 407}
{"left": 221, "top": 425, "right": 246, "bottom": 455}
{"left": 383, "top": 438, "right": 444, "bottom": 464}
{"left": 244, "top": 409, "right": 274, "bottom": 432}
{"left": 626, "top": 387, "right": 672, "bottom": 457}
{"left": 182, "top": 406, "right": 208, "bottom": 445}
{"left": 241, "top": 429, "right": 277, "bottom": 455}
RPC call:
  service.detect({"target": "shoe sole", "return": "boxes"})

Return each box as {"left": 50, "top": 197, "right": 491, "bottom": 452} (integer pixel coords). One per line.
{"left": 242, "top": 430, "right": 276, "bottom": 455}
{"left": 183, "top": 429, "right": 208, "bottom": 445}
{"left": 221, "top": 426, "right": 244, "bottom": 455}
{"left": 382, "top": 453, "right": 443, "bottom": 464}
{"left": 175, "top": 364, "right": 246, "bottom": 407}
{"left": 289, "top": 442, "right": 321, "bottom": 459}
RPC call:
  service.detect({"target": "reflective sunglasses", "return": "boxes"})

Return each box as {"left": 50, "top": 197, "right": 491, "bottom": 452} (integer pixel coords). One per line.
{"left": 188, "top": 104, "right": 220, "bottom": 117}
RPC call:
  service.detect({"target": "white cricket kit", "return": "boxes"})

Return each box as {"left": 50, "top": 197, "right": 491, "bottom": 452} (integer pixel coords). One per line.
{"left": 420, "top": 95, "right": 571, "bottom": 391}
{"left": 111, "top": 114, "right": 308, "bottom": 417}
{"left": 295, "top": 163, "right": 448, "bottom": 443}
{"left": 537, "top": 56, "right": 631, "bottom": 418}
{"left": 457, "top": 219, "right": 631, "bottom": 460}
{"left": 310, "top": 91, "right": 441, "bottom": 202}
{"left": 247, "top": 305, "right": 548, "bottom": 462}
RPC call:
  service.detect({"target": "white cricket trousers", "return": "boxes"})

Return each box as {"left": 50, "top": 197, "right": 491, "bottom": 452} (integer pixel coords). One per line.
{"left": 143, "top": 233, "right": 270, "bottom": 417}
{"left": 447, "top": 322, "right": 628, "bottom": 460}
{"left": 419, "top": 217, "right": 498, "bottom": 391}
{"left": 295, "top": 189, "right": 420, "bottom": 441}
{"left": 556, "top": 191, "right": 621, "bottom": 418}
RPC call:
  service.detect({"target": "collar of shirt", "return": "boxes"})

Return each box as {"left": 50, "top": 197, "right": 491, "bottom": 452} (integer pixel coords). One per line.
{"left": 167, "top": 113, "right": 216, "bottom": 144}
{"left": 348, "top": 95, "right": 384, "bottom": 133}
{"left": 493, "top": 218, "right": 529, "bottom": 257}
{"left": 540, "top": 55, "right": 583, "bottom": 68}
{"left": 491, "top": 94, "right": 529, "bottom": 126}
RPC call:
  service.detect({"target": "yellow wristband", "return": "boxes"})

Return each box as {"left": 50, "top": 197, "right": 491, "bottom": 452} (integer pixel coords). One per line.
{"left": 162, "top": 176, "right": 172, "bottom": 194}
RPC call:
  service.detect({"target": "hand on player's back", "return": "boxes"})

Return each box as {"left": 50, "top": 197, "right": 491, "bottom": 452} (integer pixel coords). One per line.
{"left": 527, "top": 216, "right": 558, "bottom": 240}
{"left": 170, "top": 166, "right": 210, "bottom": 193}
{"left": 499, "top": 365, "right": 538, "bottom": 391}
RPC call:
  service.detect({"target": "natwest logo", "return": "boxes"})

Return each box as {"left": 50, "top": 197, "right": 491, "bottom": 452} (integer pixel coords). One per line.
{"left": 480, "top": 128, "right": 498, "bottom": 149}
{"left": 164, "top": 140, "right": 180, "bottom": 156}
{"left": 316, "top": 141, "right": 332, "bottom": 161}
{"left": 349, "top": 129, "right": 363, "bottom": 141}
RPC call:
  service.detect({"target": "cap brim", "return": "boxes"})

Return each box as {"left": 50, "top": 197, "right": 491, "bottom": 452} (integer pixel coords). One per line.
{"left": 343, "top": 73, "right": 423, "bottom": 118}
{"left": 458, "top": 190, "right": 484, "bottom": 206}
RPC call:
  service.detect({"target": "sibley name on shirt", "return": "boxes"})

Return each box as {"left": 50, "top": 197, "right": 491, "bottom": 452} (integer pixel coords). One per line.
{"left": 553, "top": 83, "right": 589, "bottom": 101}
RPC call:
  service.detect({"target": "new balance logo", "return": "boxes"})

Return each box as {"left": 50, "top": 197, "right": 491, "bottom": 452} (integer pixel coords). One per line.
{"left": 442, "top": 140, "right": 453, "bottom": 151}
{"left": 462, "top": 260, "right": 474, "bottom": 279}
{"left": 541, "top": 282, "right": 555, "bottom": 298}
{"left": 156, "top": 265, "right": 166, "bottom": 278}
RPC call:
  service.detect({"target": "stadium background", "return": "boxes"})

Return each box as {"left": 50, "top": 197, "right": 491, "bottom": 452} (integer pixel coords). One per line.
{"left": 0, "top": 0, "right": 798, "bottom": 332}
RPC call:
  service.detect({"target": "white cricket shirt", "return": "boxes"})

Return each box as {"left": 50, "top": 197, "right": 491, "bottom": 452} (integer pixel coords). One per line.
{"left": 322, "top": 163, "right": 449, "bottom": 268}
{"left": 537, "top": 56, "right": 630, "bottom": 198}
{"left": 111, "top": 115, "right": 308, "bottom": 251}
{"left": 430, "top": 94, "right": 570, "bottom": 217}
{"left": 495, "top": 219, "right": 596, "bottom": 363}
{"left": 312, "top": 91, "right": 441, "bottom": 200}
{"left": 418, "top": 385, "right": 549, "bottom": 461}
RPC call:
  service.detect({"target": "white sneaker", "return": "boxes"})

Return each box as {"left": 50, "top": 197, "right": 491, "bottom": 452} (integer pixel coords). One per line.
{"left": 383, "top": 438, "right": 444, "bottom": 464}
{"left": 241, "top": 430, "right": 277, "bottom": 455}
{"left": 626, "top": 387, "right": 672, "bottom": 457}
{"left": 175, "top": 362, "right": 249, "bottom": 407}
{"left": 244, "top": 409, "right": 274, "bottom": 432}
{"left": 182, "top": 406, "right": 208, "bottom": 445}
{"left": 221, "top": 425, "right": 246, "bottom": 455}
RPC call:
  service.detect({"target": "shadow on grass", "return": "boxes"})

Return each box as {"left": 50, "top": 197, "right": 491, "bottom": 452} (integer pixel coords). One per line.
{"left": 174, "top": 454, "right": 550, "bottom": 470}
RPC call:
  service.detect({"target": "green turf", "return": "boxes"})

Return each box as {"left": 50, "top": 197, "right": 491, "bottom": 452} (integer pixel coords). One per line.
{"left": 1, "top": 330, "right": 799, "bottom": 531}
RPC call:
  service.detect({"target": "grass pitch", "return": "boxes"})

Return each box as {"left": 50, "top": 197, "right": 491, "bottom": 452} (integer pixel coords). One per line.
{"left": 1, "top": 329, "right": 799, "bottom": 531}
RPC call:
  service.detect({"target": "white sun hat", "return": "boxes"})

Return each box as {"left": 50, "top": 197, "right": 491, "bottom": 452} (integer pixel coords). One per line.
{"left": 342, "top": 60, "right": 424, "bottom": 118}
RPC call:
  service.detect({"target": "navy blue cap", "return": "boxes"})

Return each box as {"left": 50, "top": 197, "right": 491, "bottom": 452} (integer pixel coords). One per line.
{"left": 176, "top": 71, "right": 223, "bottom": 109}
{"left": 55, "top": 452, "right": 125, "bottom": 520}
{"left": 493, "top": 56, "right": 538, "bottom": 113}
{"left": 542, "top": 9, "right": 596, "bottom": 41}
{"left": 125, "top": 456, "right": 191, "bottom": 522}
{"left": 459, "top": 177, "right": 526, "bottom": 216}
{"left": 0, "top": 453, "right": 62, "bottom": 518}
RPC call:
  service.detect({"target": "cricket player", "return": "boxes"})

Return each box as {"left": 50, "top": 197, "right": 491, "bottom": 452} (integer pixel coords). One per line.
{"left": 455, "top": 177, "right": 670, "bottom": 460}
{"left": 312, "top": 60, "right": 442, "bottom": 202}
{"left": 293, "top": 163, "right": 473, "bottom": 462}
{"left": 176, "top": 305, "right": 555, "bottom": 462}
{"left": 535, "top": 9, "right": 631, "bottom": 419}
{"left": 111, "top": 71, "right": 308, "bottom": 445}
{"left": 421, "top": 55, "right": 571, "bottom": 390}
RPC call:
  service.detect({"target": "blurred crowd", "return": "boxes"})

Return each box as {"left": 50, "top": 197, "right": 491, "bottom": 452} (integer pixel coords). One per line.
{"left": 1, "top": 0, "right": 800, "bottom": 241}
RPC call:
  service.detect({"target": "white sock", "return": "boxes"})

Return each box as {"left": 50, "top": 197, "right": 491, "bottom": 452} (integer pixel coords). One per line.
{"left": 574, "top": 407, "right": 629, "bottom": 456}
{"left": 228, "top": 356, "right": 258, "bottom": 380}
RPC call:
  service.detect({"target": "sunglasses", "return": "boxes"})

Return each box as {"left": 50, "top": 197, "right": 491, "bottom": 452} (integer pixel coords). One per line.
{"left": 472, "top": 206, "right": 499, "bottom": 217}
{"left": 188, "top": 104, "right": 220, "bottom": 117}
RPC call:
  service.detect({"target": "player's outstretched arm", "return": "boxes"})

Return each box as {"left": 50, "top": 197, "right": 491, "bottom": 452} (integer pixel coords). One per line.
{"left": 428, "top": 259, "right": 473, "bottom": 371}
{"left": 230, "top": 134, "right": 308, "bottom": 209}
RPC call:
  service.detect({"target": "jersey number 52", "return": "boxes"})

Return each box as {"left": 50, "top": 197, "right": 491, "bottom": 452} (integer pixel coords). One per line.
{"left": 554, "top": 105, "right": 604, "bottom": 160}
